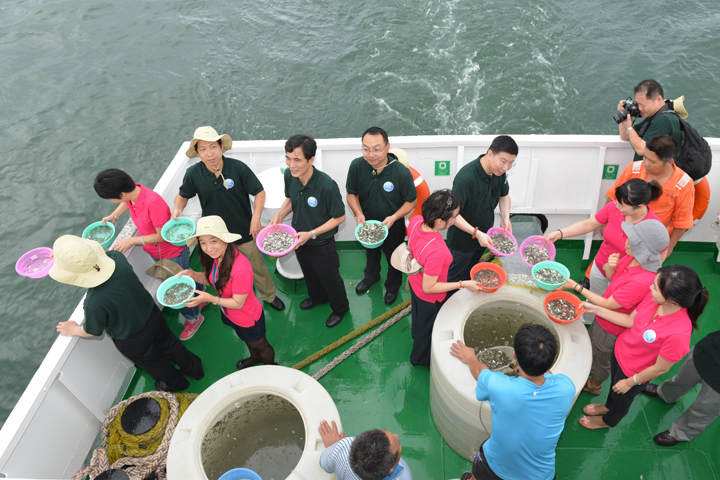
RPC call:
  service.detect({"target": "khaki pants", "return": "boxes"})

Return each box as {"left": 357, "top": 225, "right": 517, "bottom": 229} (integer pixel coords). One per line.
{"left": 236, "top": 240, "right": 277, "bottom": 303}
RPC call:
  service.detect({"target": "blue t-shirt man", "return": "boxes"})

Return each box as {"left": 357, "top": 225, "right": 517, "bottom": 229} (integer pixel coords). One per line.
{"left": 476, "top": 370, "right": 575, "bottom": 480}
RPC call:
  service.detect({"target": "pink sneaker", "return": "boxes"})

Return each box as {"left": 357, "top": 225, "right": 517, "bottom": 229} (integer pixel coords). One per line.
{"left": 197, "top": 302, "right": 209, "bottom": 312}
{"left": 180, "top": 315, "right": 204, "bottom": 341}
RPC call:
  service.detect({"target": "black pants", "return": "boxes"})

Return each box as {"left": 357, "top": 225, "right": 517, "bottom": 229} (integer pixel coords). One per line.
{"left": 410, "top": 286, "right": 444, "bottom": 368}
{"left": 472, "top": 440, "right": 556, "bottom": 480}
{"left": 113, "top": 304, "right": 202, "bottom": 391}
{"left": 363, "top": 220, "right": 406, "bottom": 294}
{"left": 446, "top": 247, "right": 485, "bottom": 297}
{"left": 296, "top": 237, "right": 349, "bottom": 315}
{"left": 603, "top": 351, "right": 647, "bottom": 427}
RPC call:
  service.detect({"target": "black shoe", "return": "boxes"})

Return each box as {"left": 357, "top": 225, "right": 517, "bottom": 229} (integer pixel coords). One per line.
{"left": 325, "top": 311, "right": 346, "bottom": 328}
{"left": 182, "top": 358, "right": 204, "bottom": 380}
{"left": 237, "top": 358, "right": 260, "bottom": 370}
{"left": 654, "top": 430, "right": 681, "bottom": 447}
{"left": 579, "top": 277, "right": 590, "bottom": 290}
{"left": 154, "top": 378, "right": 189, "bottom": 392}
{"left": 267, "top": 297, "right": 285, "bottom": 311}
{"left": 300, "top": 298, "right": 328, "bottom": 310}
{"left": 384, "top": 290, "right": 399, "bottom": 305}
{"left": 355, "top": 279, "right": 376, "bottom": 294}
{"left": 643, "top": 383, "right": 660, "bottom": 397}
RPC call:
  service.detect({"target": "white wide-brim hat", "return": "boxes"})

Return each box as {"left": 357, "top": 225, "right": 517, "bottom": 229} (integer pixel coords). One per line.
{"left": 186, "top": 215, "right": 242, "bottom": 246}
{"left": 186, "top": 126, "right": 232, "bottom": 158}
{"left": 49, "top": 235, "right": 116, "bottom": 288}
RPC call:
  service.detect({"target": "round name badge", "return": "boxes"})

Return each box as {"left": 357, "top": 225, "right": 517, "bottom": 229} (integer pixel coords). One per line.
{"left": 308, "top": 196, "right": 318, "bottom": 207}
{"left": 643, "top": 329, "right": 657, "bottom": 343}
{"left": 383, "top": 181, "right": 394, "bottom": 192}
{"left": 224, "top": 178, "right": 235, "bottom": 189}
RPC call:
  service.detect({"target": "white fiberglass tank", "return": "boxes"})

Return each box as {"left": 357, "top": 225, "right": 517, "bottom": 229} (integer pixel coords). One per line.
{"left": 167, "top": 365, "right": 340, "bottom": 480}
{"left": 430, "top": 285, "right": 591, "bottom": 461}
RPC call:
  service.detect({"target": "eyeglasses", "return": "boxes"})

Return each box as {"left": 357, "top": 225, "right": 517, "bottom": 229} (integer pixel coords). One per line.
{"left": 362, "top": 145, "right": 387, "bottom": 155}
{"left": 498, "top": 159, "right": 515, "bottom": 169}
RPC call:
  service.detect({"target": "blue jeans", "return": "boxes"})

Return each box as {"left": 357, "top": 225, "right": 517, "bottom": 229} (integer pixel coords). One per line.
{"left": 155, "top": 247, "right": 205, "bottom": 321}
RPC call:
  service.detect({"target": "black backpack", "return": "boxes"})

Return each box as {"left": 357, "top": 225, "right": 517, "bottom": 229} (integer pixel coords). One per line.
{"left": 661, "top": 110, "right": 712, "bottom": 181}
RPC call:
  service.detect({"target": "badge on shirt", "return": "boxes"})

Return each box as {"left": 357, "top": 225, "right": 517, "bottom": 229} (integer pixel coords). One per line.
{"left": 224, "top": 178, "right": 235, "bottom": 189}
{"left": 308, "top": 196, "right": 318, "bottom": 207}
{"left": 383, "top": 181, "right": 394, "bottom": 192}
{"left": 643, "top": 329, "right": 657, "bottom": 343}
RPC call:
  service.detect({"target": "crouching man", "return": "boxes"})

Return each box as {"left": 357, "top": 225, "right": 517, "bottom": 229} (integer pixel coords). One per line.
{"left": 318, "top": 420, "right": 413, "bottom": 480}
{"left": 52, "top": 235, "right": 203, "bottom": 392}
{"left": 451, "top": 324, "right": 574, "bottom": 480}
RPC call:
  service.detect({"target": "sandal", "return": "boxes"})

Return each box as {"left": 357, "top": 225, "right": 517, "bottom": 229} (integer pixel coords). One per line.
{"left": 582, "top": 403, "right": 607, "bottom": 416}
{"left": 578, "top": 416, "right": 610, "bottom": 429}
{"left": 236, "top": 358, "right": 260, "bottom": 370}
{"left": 582, "top": 379, "right": 603, "bottom": 395}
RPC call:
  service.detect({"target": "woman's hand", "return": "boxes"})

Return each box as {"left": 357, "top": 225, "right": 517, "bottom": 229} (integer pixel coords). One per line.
{"left": 612, "top": 377, "right": 635, "bottom": 395}
{"left": 582, "top": 301, "right": 599, "bottom": 314}
{"left": 546, "top": 230, "right": 562, "bottom": 243}
{"left": 607, "top": 253, "right": 620, "bottom": 270}
{"left": 101, "top": 215, "right": 117, "bottom": 225}
{"left": 184, "top": 290, "right": 217, "bottom": 308}
{"left": 462, "top": 280, "right": 486, "bottom": 293}
{"left": 555, "top": 277, "right": 576, "bottom": 291}
{"left": 111, "top": 237, "right": 135, "bottom": 254}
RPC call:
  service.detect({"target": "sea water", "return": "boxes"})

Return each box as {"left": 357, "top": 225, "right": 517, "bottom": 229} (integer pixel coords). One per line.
{"left": 201, "top": 394, "right": 305, "bottom": 480}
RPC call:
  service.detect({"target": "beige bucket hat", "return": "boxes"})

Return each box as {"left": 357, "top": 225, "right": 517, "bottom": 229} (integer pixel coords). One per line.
{"left": 186, "top": 126, "right": 233, "bottom": 158}
{"left": 186, "top": 216, "right": 242, "bottom": 246}
{"left": 389, "top": 148, "right": 410, "bottom": 168}
{"left": 49, "top": 235, "right": 116, "bottom": 288}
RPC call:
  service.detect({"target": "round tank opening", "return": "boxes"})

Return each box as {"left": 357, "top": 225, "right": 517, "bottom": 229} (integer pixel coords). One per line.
{"left": 201, "top": 393, "right": 305, "bottom": 480}
{"left": 463, "top": 300, "right": 560, "bottom": 366}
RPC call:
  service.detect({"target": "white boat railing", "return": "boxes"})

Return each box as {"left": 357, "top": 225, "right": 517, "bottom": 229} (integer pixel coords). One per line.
{"left": 1, "top": 134, "right": 718, "bottom": 479}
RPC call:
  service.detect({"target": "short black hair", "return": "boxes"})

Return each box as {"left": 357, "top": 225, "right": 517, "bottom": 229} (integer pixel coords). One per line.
{"left": 94, "top": 169, "right": 136, "bottom": 200}
{"left": 634, "top": 79, "right": 664, "bottom": 99}
{"left": 285, "top": 134, "right": 317, "bottom": 160}
{"left": 194, "top": 139, "right": 223, "bottom": 153}
{"left": 513, "top": 323, "right": 557, "bottom": 376}
{"left": 488, "top": 135, "right": 519, "bottom": 156}
{"left": 349, "top": 430, "right": 397, "bottom": 480}
{"left": 615, "top": 178, "right": 663, "bottom": 207}
{"left": 421, "top": 189, "right": 462, "bottom": 229}
{"left": 645, "top": 135, "right": 679, "bottom": 162}
{"left": 361, "top": 127, "right": 389, "bottom": 144}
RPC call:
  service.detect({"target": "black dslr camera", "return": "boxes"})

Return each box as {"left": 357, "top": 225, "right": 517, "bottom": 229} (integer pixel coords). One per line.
{"left": 613, "top": 97, "right": 642, "bottom": 124}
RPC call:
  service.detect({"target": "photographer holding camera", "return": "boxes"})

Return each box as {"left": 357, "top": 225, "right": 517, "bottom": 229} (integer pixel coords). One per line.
{"left": 617, "top": 79, "right": 683, "bottom": 162}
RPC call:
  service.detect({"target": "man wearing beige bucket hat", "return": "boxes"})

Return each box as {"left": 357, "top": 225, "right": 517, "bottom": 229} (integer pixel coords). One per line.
{"left": 172, "top": 126, "right": 285, "bottom": 313}
{"left": 52, "top": 235, "right": 203, "bottom": 392}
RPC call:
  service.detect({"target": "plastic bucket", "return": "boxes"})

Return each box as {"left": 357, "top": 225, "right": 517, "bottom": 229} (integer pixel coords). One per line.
{"left": 157, "top": 275, "right": 197, "bottom": 309}
{"left": 354, "top": 220, "right": 388, "bottom": 249}
{"left": 161, "top": 218, "right": 196, "bottom": 246}
{"left": 82, "top": 221, "right": 116, "bottom": 249}
{"left": 256, "top": 224, "right": 298, "bottom": 257}
{"left": 486, "top": 227, "right": 518, "bottom": 257}
{"left": 218, "top": 468, "right": 262, "bottom": 480}
{"left": 531, "top": 261, "right": 570, "bottom": 291}
{"left": 544, "top": 291, "right": 585, "bottom": 324}
{"left": 15, "top": 247, "right": 54, "bottom": 278}
{"left": 469, "top": 262, "right": 507, "bottom": 293}
{"left": 519, "top": 235, "right": 556, "bottom": 266}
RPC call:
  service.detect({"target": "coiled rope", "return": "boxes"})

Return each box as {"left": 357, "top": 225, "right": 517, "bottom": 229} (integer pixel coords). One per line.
{"left": 291, "top": 298, "right": 412, "bottom": 379}
{"left": 73, "top": 391, "right": 197, "bottom": 480}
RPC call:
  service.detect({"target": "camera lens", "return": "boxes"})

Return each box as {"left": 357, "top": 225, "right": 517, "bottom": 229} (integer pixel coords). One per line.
{"left": 613, "top": 110, "right": 628, "bottom": 124}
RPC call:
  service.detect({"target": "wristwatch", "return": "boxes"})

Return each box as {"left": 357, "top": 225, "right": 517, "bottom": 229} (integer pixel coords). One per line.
{"left": 213, "top": 296, "right": 220, "bottom": 306}
{"left": 311, "top": 230, "right": 317, "bottom": 240}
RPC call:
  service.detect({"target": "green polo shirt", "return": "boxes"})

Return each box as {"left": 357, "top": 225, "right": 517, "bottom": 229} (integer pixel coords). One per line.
{"left": 178, "top": 156, "right": 264, "bottom": 245}
{"left": 345, "top": 153, "right": 417, "bottom": 220}
{"left": 632, "top": 112, "right": 682, "bottom": 162}
{"left": 447, "top": 154, "right": 510, "bottom": 252}
{"left": 83, "top": 251, "right": 155, "bottom": 340}
{"left": 284, "top": 167, "right": 345, "bottom": 245}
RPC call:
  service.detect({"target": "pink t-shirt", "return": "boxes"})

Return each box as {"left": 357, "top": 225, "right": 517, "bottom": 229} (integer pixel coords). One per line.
{"left": 595, "top": 255, "right": 657, "bottom": 337}
{"left": 126, "top": 184, "right": 184, "bottom": 259}
{"left": 614, "top": 293, "right": 692, "bottom": 377}
{"left": 408, "top": 216, "right": 453, "bottom": 303}
{"left": 593, "top": 202, "right": 660, "bottom": 270}
{"left": 210, "top": 247, "right": 262, "bottom": 328}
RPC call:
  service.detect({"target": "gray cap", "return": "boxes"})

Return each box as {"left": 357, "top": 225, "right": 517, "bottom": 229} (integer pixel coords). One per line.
{"left": 621, "top": 220, "right": 669, "bottom": 272}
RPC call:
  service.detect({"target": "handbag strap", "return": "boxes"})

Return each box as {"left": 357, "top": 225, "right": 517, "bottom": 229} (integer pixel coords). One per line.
{"left": 409, "top": 221, "right": 435, "bottom": 261}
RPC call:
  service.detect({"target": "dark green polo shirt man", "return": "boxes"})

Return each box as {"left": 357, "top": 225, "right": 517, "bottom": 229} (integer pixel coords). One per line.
{"left": 447, "top": 156, "right": 509, "bottom": 252}
{"left": 631, "top": 114, "right": 683, "bottom": 162}
{"left": 178, "top": 157, "right": 263, "bottom": 244}
{"left": 346, "top": 153, "right": 416, "bottom": 220}
{"left": 284, "top": 167, "right": 345, "bottom": 243}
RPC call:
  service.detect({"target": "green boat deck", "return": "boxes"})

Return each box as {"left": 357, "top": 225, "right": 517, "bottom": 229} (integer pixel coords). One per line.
{"left": 123, "top": 241, "right": 720, "bottom": 480}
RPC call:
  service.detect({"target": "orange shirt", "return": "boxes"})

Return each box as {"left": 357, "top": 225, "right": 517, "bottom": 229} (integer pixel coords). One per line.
{"left": 606, "top": 162, "right": 695, "bottom": 232}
